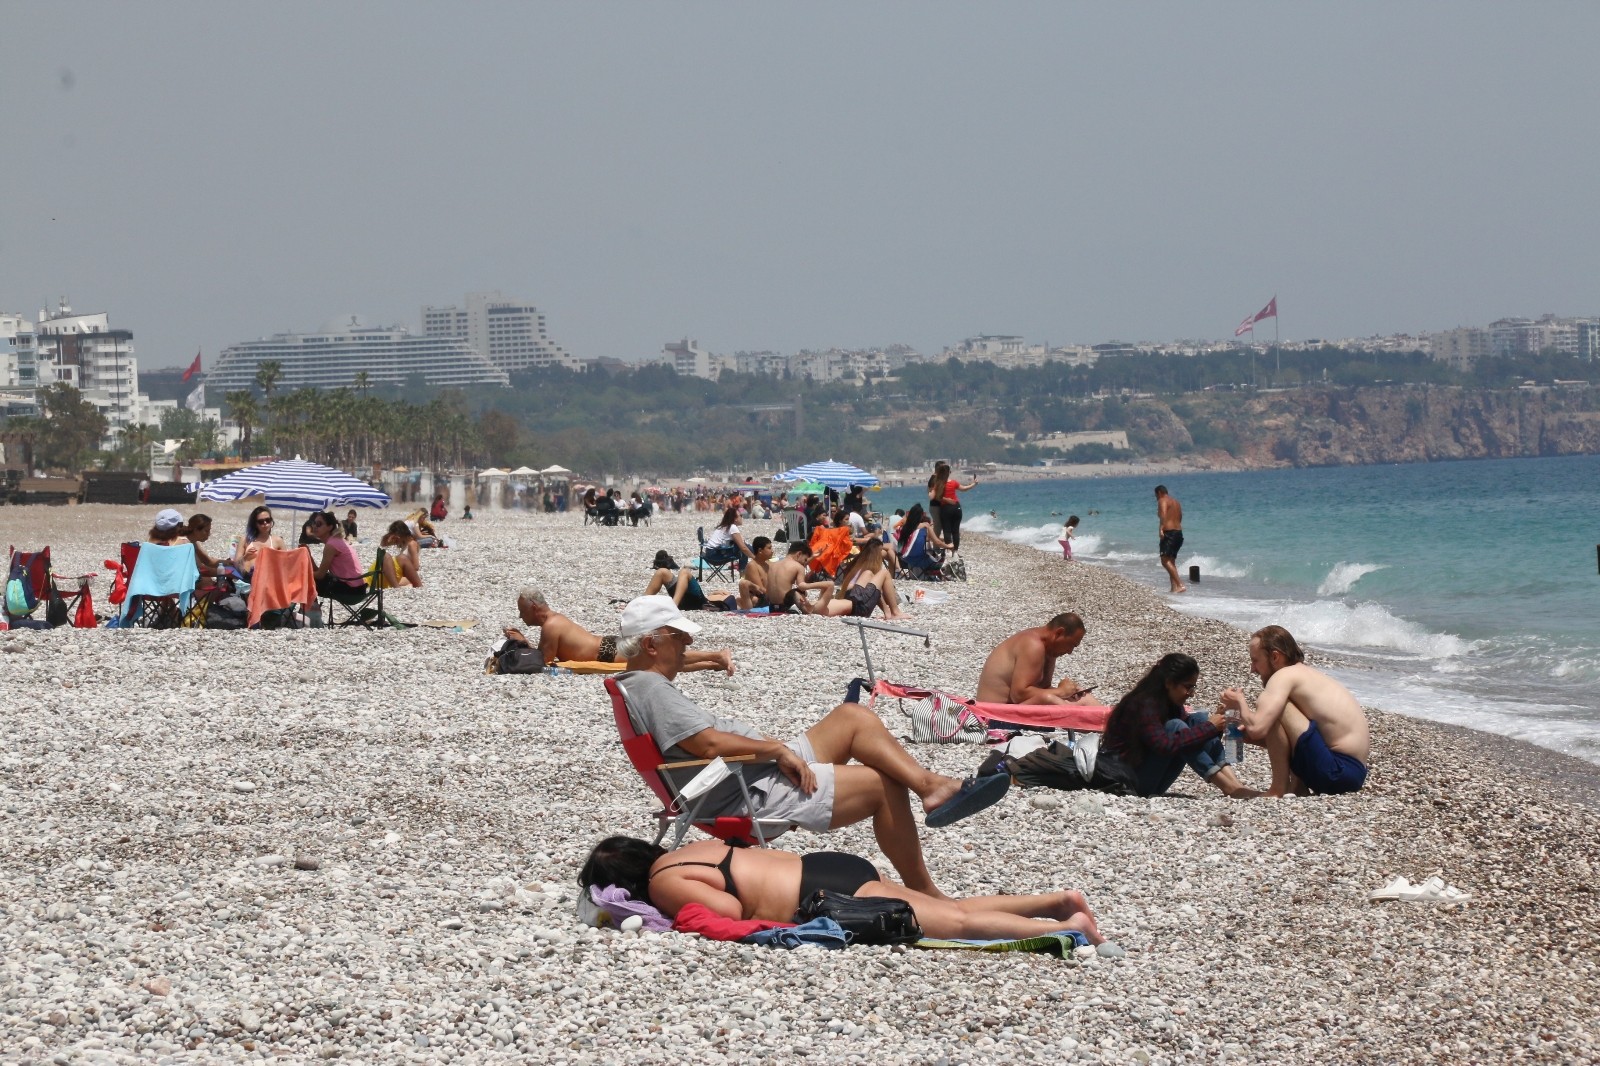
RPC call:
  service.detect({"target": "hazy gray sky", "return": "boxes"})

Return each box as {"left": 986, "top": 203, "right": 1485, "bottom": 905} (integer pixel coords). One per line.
{"left": 5, "top": 2, "right": 1598, "bottom": 369}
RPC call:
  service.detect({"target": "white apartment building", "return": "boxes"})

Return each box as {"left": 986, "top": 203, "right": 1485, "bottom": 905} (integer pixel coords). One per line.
{"left": 659, "top": 338, "right": 729, "bottom": 380}
{"left": 209, "top": 316, "right": 510, "bottom": 393}
{"left": 421, "top": 291, "right": 578, "bottom": 373}
{"left": 1429, "top": 328, "right": 1494, "bottom": 370}
{"left": 32, "top": 301, "right": 161, "bottom": 442}
{"left": 1, "top": 312, "right": 39, "bottom": 389}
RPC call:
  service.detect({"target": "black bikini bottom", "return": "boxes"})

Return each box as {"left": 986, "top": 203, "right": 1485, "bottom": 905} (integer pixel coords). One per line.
{"left": 798, "top": 851, "right": 879, "bottom": 900}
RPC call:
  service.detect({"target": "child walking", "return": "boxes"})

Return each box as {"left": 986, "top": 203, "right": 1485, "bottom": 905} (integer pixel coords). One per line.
{"left": 1059, "top": 514, "right": 1079, "bottom": 560}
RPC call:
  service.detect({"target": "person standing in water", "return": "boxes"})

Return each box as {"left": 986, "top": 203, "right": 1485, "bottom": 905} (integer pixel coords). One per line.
{"left": 1155, "top": 485, "right": 1186, "bottom": 593}
{"left": 1059, "top": 514, "right": 1079, "bottom": 560}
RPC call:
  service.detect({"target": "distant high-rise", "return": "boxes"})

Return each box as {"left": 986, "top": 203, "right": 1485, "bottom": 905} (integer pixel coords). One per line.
{"left": 209, "top": 315, "right": 510, "bottom": 394}
{"left": 421, "top": 292, "right": 576, "bottom": 374}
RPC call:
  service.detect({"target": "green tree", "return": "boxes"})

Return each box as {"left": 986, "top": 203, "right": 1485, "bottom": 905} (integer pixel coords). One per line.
{"left": 224, "top": 390, "right": 259, "bottom": 457}
{"left": 35, "top": 384, "right": 110, "bottom": 471}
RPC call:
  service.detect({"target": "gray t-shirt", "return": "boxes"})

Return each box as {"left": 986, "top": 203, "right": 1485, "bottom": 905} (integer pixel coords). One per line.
{"left": 616, "top": 670, "right": 773, "bottom": 812}
{"left": 617, "top": 670, "right": 763, "bottom": 759}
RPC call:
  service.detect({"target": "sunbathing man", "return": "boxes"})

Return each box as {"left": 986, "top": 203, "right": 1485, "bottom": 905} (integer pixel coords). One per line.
{"left": 506, "top": 588, "right": 733, "bottom": 673}
{"left": 736, "top": 536, "right": 777, "bottom": 610}
{"left": 975, "top": 613, "right": 1104, "bottom": 706}
{"left": 1220, "top": 625, "right": 1370, "bottom": 796}
{"left": 616, "top": 595, "right": 1011, "bottom": 898}
{"left": 765, "top": 542, "right": 835, "bottom": 614}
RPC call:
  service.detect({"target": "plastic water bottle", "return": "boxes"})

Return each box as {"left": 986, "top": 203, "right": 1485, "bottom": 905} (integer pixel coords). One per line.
{"left": 1226, "top": 723, "right": 1245, "bottom": 762}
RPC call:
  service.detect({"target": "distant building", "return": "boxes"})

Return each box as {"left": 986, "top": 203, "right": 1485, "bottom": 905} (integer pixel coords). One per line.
{"left": 209, "top": 315, "right": 510, "bottom": 394}
{"left": 421, "top": 291, "right": 578, "bottom": 374}
{"left": 1430, "top": 327, "right": 1494, "bottom": 370}
{"left": 27, "top": 300, "right": 162, "bottom": 444}
{"left": 0, "top": 312, "right": 38, "bottom": 389}
{"left": 659, "top": 338, "right": 725, "bottom": 380}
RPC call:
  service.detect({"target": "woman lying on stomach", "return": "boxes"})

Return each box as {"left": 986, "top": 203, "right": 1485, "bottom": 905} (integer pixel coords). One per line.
{"left": 579, "top": 836, "right": 1104, "bottom": 943}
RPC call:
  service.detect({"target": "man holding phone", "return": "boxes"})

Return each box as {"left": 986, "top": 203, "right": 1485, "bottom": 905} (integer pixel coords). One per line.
{"left": 976, "top": 613, "right": 1104, "bottom": 706}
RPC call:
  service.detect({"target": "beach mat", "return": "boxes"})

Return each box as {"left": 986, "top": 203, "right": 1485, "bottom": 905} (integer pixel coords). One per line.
{"left": 870, "top": 679, "right": 1111, "bottom": 733}
{"left": 915, "top": 930, "right": 1089, "bottom": 956}
{"left": 553, "top": 660, "right": 626, "bottom": 674}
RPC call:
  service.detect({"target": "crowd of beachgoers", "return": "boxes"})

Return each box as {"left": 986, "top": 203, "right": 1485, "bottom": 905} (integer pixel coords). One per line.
{"left": 1, "top": 501, "right": 1596, "bottom": 1063}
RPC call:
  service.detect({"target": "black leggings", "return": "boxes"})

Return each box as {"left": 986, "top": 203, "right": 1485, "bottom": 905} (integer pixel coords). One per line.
{"left": 798, "top": 851, "right": 879, "bottom": 900}
{"left": 936, "top": 502, "right": 964, "bottom": 551}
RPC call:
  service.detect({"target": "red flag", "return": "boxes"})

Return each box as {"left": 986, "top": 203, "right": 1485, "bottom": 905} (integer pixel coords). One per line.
{"left": 1233, "top": 315, "right": 1256, "bottom": 337}
{"left": 181, "top": 350, "right": 202, "bottom": 382}
{"left": 1252, "top": 296, "right": 1277, "bottom": 324}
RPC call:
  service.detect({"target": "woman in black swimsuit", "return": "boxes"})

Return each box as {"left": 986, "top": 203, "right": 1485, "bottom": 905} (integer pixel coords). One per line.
{"left": 580, "top": 836, "right": 1104, "bottom": 943}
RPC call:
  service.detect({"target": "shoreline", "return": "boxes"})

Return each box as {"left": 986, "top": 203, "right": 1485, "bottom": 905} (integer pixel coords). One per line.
{"left": 1, "top": 506, "right": 1596, "bottom": 1063}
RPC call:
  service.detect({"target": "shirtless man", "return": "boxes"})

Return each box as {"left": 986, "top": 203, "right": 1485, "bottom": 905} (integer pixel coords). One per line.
{"left": 765, "top": 543, "right": 834, "bottom": 614}
{"left": 1155, "top": 485, "right": 1187, "bottom": 594}
{"left": 505, "top": 588, "right": 733, "bottom": 673}
{"left": 975, "top": 613, "right": 1103, "bottom": 706}
{"left": 737, "top": 537, "right": 776, "bottom": 609}
{"left": 1220, "top": 625, "right": 1370, "bottom": 796}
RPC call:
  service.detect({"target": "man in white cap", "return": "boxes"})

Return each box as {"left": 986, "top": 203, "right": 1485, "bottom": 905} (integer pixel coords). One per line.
{"left": 614, "top": 595, "right": 1010, "bottom": 898}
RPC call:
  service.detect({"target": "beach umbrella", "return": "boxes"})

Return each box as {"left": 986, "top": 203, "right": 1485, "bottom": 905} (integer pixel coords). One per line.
{"left": 776, "top": 460, "right": 879, "bottom": 491}
{"left": 509, "top": 466, "right": 538, "bottom": 476}
{"left": 197, "top": 458, "right": 389, "bottom": 511}
{"left": 540, "top": 464, "right": 571, "bottom": 475}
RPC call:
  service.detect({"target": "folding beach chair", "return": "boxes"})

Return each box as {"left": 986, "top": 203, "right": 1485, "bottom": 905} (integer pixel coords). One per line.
{"left": 320, "top": 547, "right": 394, "bottom": 629}
{"left": 119, "top": 543, "right": 201, "bottom": 630}
{"left": 5, "top": 546, "right": 96, "bottom": 628}
{"left": 604, "top": 677, "right": 791, "bottom": 849}
{"left": 696, "top": 527, "right": 740, "bottom": 584}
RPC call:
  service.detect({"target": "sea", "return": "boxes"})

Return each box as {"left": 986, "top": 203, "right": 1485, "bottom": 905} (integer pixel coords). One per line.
{"left": 877, "top": 454, "right": 1600, "bottom": 766}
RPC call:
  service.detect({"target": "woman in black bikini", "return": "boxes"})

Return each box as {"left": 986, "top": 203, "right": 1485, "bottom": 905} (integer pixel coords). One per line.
{"left": 580, "top": 836, "right": 1103, "bottom": 943}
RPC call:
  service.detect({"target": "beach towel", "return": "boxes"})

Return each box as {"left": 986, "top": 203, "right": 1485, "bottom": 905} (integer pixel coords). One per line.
{"left": 808, "top": 527, "right": 853, "bottom": 577}
{"left": 914, "top": 930, "right": 1091, "bottom": 956}
{"left": 672, "top": 902, "right": 795, "bottom": 942}
{"left": 870, "top": 680, "right": 1112, "bottom": 734}
{"left": 552, "top": 660, "right": 627, "bottom": 674}
{"left": 578, "top": 885, "right": 674, "bottom": 932}
{"left": 245, "top": 546, "right": 317, "bottom": 629}
{"left": 119, "top": 543, "right": 200, "bottom": 622}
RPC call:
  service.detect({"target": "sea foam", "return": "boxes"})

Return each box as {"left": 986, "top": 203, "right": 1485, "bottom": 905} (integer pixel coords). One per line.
{"left": 1318, "top": 562, "right": 1387, "bottom": 597}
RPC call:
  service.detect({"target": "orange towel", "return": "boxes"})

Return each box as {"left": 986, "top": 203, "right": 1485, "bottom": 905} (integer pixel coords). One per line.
{"left": 809, "top": 526, "right": 854, "bottom": 577}
{"left": 247, "top": 546, "right": 318, "bottom": 629}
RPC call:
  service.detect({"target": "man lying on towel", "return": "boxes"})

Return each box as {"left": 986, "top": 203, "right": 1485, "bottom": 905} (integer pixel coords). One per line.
{"left": 505, "top": 587, "right": 734, "bottom": 673}
{"left": 614, "top": 595, "right": 1011, "bottom": 899}
{"left": 976, "top": 613, "right": 1106, "bottom": 706}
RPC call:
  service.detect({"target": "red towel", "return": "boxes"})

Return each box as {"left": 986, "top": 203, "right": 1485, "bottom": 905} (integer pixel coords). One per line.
{"left": 672, "top": 903, "right": 795, "bottom": 942}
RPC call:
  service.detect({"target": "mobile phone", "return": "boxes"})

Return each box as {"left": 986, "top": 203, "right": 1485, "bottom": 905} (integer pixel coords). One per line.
{"left": 1067, "top": 685, "right": 1096, "bottom": 700}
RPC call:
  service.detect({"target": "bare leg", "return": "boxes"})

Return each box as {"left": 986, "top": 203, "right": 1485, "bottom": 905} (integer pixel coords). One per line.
{"left": 804, "top": 703, "right": 963, "bottom": 812}
{"left": 1161, "top": 556, "right": 1188, "bottom": 593}
{"left": 643, "top": 568, "right": 674, "bottom": 600}
{"left": 1261, "top": 705, "right": 1312, "bottom": 796}
{"left": 878, "top": 570, "right": 905, "bottom": 619}
{"left": 828, "top": 765, "right": 944, "bottom": 898}
{"left": 858, "top": 881, "right": 1104, "bottom": 944}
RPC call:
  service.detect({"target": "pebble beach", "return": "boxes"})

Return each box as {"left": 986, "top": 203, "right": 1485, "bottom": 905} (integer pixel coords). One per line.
{"left": 2, "top": 505, "right": 1598, "bottom": 1065}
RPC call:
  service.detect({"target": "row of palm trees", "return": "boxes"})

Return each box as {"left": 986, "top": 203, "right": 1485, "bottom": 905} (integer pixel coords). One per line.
{"left": 223, "top": 361, "right": 487, "bottom": 470}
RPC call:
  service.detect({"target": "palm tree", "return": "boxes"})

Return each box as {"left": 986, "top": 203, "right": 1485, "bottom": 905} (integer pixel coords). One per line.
{"left": 224, "top": 390, "right": 259, "bottom": 457}
{"left": 255, "top": 360, "right": 283, "bottom": 453}
{"left": 353, "top": 371, "right": 371, "bottom": 395}
{"left": 1, "top": 415, "right": 45, "bottom": 472}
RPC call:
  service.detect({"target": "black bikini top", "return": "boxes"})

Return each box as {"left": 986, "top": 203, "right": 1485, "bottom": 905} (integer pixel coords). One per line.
{"left": 651, "top": 845, "right": 739, "bottom": 900}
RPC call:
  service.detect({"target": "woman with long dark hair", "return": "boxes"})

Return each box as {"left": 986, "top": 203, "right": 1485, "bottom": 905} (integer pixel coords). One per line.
{"left": 928, "top": 460, "right": 978, "bottom": 554}
{"left": 580, "top": 836, "right": 1104, "bottom": 943}
{"left": 701, "top": 506, "right": 754, "bottom": 568}
{"left": 1098, "top": 653, "right": 1256, "bottom": 798}
{"left": 232, "top": 505, "right": 285, "bottom": 577}
{"left": 818, "top": 539, "right": 904, "bottom": 620}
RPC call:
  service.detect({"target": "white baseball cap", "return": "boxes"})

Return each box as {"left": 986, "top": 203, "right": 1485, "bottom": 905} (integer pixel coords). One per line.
{"left": 618, "top": 595, "right": 702, "bottom": 639}
{"left": 154, "top": 508, "right": 185, "bottom": 531}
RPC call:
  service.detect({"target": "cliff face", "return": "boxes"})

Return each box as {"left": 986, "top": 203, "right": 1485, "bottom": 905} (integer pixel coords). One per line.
{"left": 1180, "top": 385, "right": 1600, "bottom": 468}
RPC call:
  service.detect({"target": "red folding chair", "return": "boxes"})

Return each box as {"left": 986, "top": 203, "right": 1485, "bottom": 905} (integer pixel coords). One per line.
{"left": 604, "top": 676, "right": 791, "bottom": 849}
{"left": 6, "top": 545, "right": 96, "bottom": 628}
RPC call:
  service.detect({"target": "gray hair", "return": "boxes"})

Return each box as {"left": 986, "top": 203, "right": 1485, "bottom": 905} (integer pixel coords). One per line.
{"left": 516, "top": 587, "right": 547, "bottom": 608}
{"left": 616, "top": 633, "right": 647, "bottom": 660}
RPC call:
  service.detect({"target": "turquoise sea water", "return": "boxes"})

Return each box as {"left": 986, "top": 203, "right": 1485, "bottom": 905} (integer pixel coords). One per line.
{"left": 878, "top": 454, "right": 1600, "bottom": 765}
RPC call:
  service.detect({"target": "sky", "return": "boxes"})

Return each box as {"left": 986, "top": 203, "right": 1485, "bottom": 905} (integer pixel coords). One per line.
{"left": 4, "top": 1, "right": 1598, "bottom": 370}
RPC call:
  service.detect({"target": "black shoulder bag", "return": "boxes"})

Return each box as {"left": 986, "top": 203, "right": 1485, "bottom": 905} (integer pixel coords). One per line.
{"left": 795, "top": 890, "right": 922, "bottom": 946}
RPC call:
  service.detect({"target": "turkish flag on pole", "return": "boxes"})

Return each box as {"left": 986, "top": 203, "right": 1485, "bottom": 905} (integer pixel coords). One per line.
{"left": 1233, "top": 315, "right": 1256, "bottom": 337}
{"left": 181, "top": 350, "right": 202, "bottom": 382}
{"left": 1252, "top": 296, "right": 1277, "bottom": 324}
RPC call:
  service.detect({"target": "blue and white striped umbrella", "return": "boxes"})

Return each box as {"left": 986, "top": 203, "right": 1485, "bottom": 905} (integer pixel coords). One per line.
{"left": 775, "top": 460, "right": 879, "bottom": 491}
{"left": 197, "top": 459, "right": 389, "bottom": 511}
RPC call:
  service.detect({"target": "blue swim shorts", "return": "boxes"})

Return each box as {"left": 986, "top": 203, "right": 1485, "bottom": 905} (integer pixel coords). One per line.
{"left": 1289, "top": 720, "right": 1367, "bottom": 795}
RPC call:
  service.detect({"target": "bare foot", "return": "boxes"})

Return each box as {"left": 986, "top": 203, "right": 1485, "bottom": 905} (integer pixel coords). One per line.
{"left": 1171, "top": 584, "right": 1188, "bottom": 594}
{"left": 1064, "top": 911, "right": 1104, "bottom": 945}
{"left": 920, "top": 774, "right": 964, "bottom": 815}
